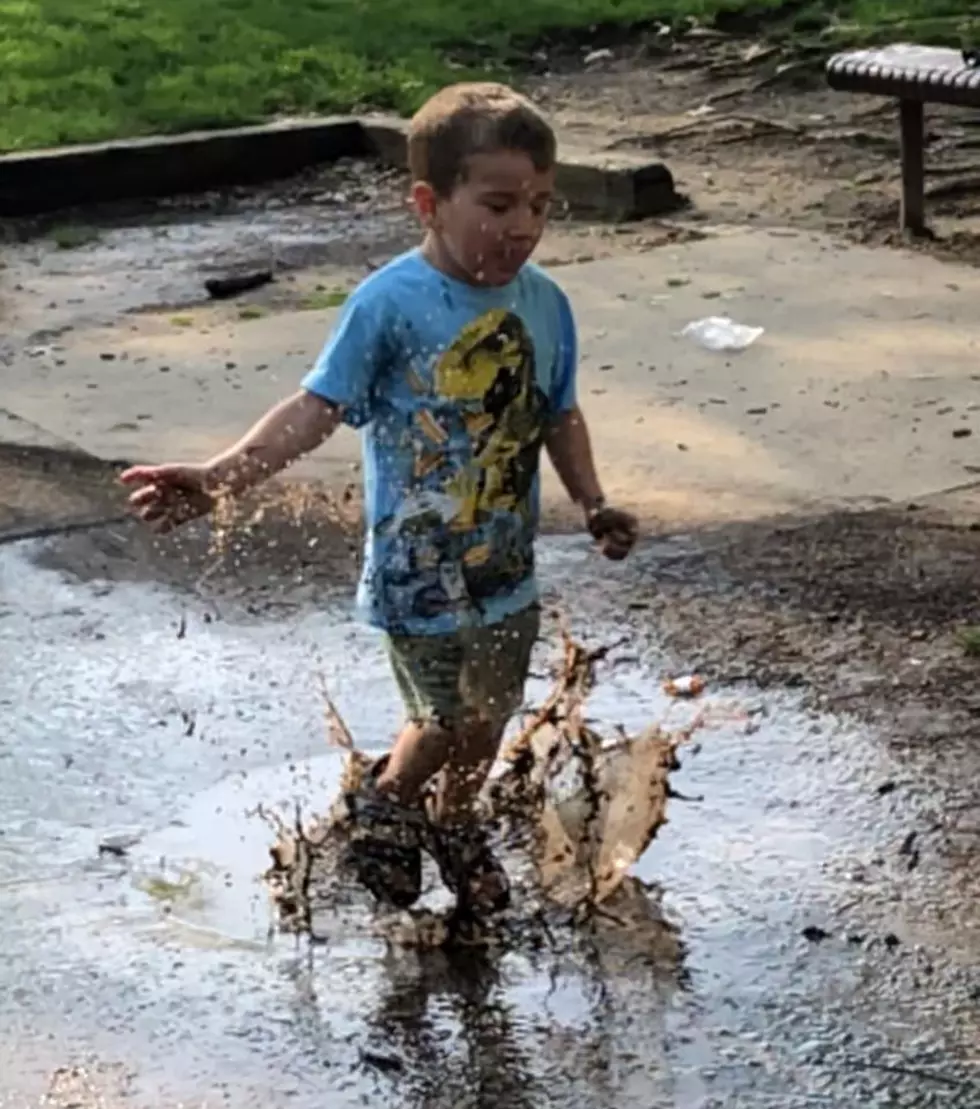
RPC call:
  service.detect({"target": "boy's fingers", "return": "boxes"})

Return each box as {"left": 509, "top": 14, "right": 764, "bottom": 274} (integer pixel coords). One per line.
{"left": 119, "top": 465, "right": 162, "bottom": 485}
{"left": 127, "top": 485, "right": 161, "bottom": 508}
{"left": 119, "top": 463, "right": 203, "bottom": 490}
{"left": 135, "top": 502, "right": 179, "bottom": 534}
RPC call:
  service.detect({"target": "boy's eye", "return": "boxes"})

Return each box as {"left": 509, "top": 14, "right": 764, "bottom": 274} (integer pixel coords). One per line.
{"left": 484, "top": 200, "right": 511, "bottom": 215}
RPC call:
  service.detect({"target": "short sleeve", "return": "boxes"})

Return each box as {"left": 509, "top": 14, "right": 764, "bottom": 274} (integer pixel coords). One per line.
{"left": 552, "top": 288, "right": 578, "bottom": 413}
{"left": 301, "top": 285, "right": 391, "bottom": 429}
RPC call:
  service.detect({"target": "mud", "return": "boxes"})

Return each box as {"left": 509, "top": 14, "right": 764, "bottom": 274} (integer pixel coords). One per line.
{"left": 2, "top": 529, "right": 979, "bottom": 1109}
{"left": 265, "top": 631, "right": 685, "bottom": 947}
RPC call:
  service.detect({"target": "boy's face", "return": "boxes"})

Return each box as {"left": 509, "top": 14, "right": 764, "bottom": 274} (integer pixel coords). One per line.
{"left": 414, "top": 149, "right": 554, "bottom": 287}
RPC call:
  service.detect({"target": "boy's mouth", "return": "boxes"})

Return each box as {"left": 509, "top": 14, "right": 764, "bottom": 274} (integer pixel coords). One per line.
{"left": 491, "top": 245, "right": 532, "bottom": 276}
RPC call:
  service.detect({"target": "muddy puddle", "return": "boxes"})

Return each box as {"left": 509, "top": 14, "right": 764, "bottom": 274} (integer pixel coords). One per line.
{"left": 1, "top": 535, "right": 978, "bottom": 1109}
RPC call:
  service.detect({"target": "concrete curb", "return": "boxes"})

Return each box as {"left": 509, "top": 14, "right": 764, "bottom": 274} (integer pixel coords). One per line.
{"left": 0, "top": 116, "right": 679, "bottom": 221}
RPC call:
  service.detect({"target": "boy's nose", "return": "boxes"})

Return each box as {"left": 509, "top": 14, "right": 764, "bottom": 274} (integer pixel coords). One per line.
{"left": 506, "top": 207, "right": 539, "bottom": 242}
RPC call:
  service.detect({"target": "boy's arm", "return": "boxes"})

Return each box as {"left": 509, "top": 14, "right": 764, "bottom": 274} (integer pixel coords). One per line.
{"left": 123, "top": 281, "right": 387, "bottom": 532}
{"left": 545, "top": 287, "right": 637, "bottom": 559}
{"left": 543, "top": 405, "right": 605, "bottom": 515}
{"left": 120, "top": 390, "right": 342, "bottom": 531}
{"left": 202, "top": 389, "right": 341, "bottom": 495}
{"left": 545, "top": 406, "right": 638, "bottom": 561}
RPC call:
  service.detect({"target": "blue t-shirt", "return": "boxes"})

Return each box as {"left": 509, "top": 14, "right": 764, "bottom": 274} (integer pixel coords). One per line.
{"left": 301, "top": 248, "right": 578, "bottom": 636}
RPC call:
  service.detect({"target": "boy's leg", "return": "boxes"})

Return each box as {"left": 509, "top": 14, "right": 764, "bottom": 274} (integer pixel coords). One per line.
{"left": 342, "top": 636, "right": 464, "bottom": 910}
{"left": 375, "top": 634, "right": 467, "bottom": 805}
{"left": 433, "top": 605, "right": 541, "bottom": 821}
{"left": 375, "top": 606, "right": 540, "bottom": 912}
{"left": 377, "top": 605, "right": 540, "bottom": 817}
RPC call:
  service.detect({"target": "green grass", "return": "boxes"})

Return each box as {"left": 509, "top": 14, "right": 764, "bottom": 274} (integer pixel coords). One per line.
{"left": 299, "top": 286, "right": 349, "bottom": 311}
{"left": 0, "top": 0, "right": 977, "bottom": 153}
{"left": 957, "top": 626, "right": 980, "bottom": 658}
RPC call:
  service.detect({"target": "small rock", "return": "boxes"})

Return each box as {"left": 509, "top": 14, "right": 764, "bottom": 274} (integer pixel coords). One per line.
{"left": 99, "top": 352, "right": 116, "bottom": 361}
{"left": 584, "top": 48, "right": 614, "bottom": 67}
{"left": 360, "top": 1049, "right": 404, "bottom": 1073}
{"left": 953, "top": 427, "right": 973, "bottom": 439}
{"left": 98, "top": 832, "right": 141, "bottom": 858}
{"left": 883, "top": 932, "right": 901, "bottom": 950}
{"left": 746, "top": 407, "right": 768, "bottom": 416}
{"left": 204, "top": 271, "right": 273, "bottom": 300}
{"left": 802, "top": 925, "right": 831, "bottom": 943}
{"left": 876, "top": 780, "right": 897, "bottom": 796}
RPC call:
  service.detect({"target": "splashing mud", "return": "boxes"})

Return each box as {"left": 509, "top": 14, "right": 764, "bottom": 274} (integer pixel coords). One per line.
{"left": 265, "top": 629, "right": 692, "bottom": 950}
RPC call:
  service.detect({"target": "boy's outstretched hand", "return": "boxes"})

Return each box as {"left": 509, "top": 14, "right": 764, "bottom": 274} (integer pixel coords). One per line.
{"left": 119, "top": 463, "right": 215, "bottom": 534}
{"left": 587, "top": 504, "right": 638, "bottom": 561}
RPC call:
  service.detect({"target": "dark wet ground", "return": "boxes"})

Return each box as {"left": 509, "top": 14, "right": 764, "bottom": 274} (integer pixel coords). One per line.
{"left": 0, "top": 159, "right": 415, "bottom": 342}
{"left": 2, "top": 531, "right": 978, "bottom": 1109}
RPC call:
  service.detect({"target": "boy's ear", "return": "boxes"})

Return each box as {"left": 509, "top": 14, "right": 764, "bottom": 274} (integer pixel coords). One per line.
{"left": 411, "top": 180, "right": 439, "bottom": 225}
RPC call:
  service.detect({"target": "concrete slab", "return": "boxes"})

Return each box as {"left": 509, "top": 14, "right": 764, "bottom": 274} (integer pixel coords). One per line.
{"left": 0, "top": 406, "right": 87, "bottom": 455}
{"left": 4, "top": 226, "right": 980, "bottom": 524}
{"left": 0, "top": 115, "right": 678, "bottom": 220}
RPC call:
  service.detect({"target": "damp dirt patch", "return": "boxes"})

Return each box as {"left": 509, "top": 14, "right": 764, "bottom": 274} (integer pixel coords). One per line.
{"left": 612, "top": 498, "right": 980, "bottom": 785}
{"left": 528, "top": 25, "right": 980, "bottom": 265}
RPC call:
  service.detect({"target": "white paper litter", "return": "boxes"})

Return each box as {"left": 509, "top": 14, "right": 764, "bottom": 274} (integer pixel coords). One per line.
{"left": 681, "top": 316, "right": 765, "bottom": 353}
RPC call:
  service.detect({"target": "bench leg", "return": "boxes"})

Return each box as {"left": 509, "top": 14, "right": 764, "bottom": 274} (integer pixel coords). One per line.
{"left": 899, "top": 98, "right": 926, "bottom": 236}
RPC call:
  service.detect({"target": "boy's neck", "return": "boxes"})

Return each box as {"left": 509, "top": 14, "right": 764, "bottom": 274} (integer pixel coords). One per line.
{"left": 419, "top": 233, "right": 478, "bottom": 286}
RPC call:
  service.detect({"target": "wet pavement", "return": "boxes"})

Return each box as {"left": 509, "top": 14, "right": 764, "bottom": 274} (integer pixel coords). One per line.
{"left": 0, "top": 161, "right": 416, "bottom": 340}
{"left": 2, "top": 532, "right": 978, "bottom": 1109}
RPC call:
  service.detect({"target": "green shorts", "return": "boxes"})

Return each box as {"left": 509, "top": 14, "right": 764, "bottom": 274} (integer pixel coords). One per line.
{"left": 385, "top": 605, "right": 540, "bottom": 730}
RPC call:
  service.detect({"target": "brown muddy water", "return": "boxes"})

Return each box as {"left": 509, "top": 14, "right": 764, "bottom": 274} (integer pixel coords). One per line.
{"left": 1, "top": 532, "right": 978, "bottom": 1109}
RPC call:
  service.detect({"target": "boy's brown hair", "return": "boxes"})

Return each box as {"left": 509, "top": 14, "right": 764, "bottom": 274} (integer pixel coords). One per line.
{"left": 408, "top": 82, "right": 557, "bottom": 197}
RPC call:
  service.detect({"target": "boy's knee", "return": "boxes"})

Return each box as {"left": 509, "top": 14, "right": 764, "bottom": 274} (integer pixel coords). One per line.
{"left": 450, "top": 713, "right": 505, "bottom": 763}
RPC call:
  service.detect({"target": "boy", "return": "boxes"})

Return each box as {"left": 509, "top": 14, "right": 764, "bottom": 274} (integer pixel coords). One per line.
{"left": 121, "top": 82, "right": 638, "bottom": 916}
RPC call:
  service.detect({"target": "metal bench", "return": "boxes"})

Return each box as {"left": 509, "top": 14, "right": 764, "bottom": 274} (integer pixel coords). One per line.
{"left": 826, "top": 44, "right": 980, "bottom": 236}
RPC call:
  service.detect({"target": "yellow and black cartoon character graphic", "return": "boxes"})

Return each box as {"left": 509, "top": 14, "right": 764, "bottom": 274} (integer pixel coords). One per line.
{"left": 432, "top": 308, "right": 548, "bottom": 533}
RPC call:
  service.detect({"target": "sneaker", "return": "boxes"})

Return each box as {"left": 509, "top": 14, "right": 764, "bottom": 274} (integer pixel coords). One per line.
{"left": 343, "top": 759, "right": 426, "bottom": 910}
{"left": 427, "top": 822, "right": 511, "bottom": 916}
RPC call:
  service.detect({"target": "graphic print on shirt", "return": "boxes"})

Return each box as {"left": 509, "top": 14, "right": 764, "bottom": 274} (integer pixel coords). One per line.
{"left": 375, "top": 308, "right": 549, "bottom": 621}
